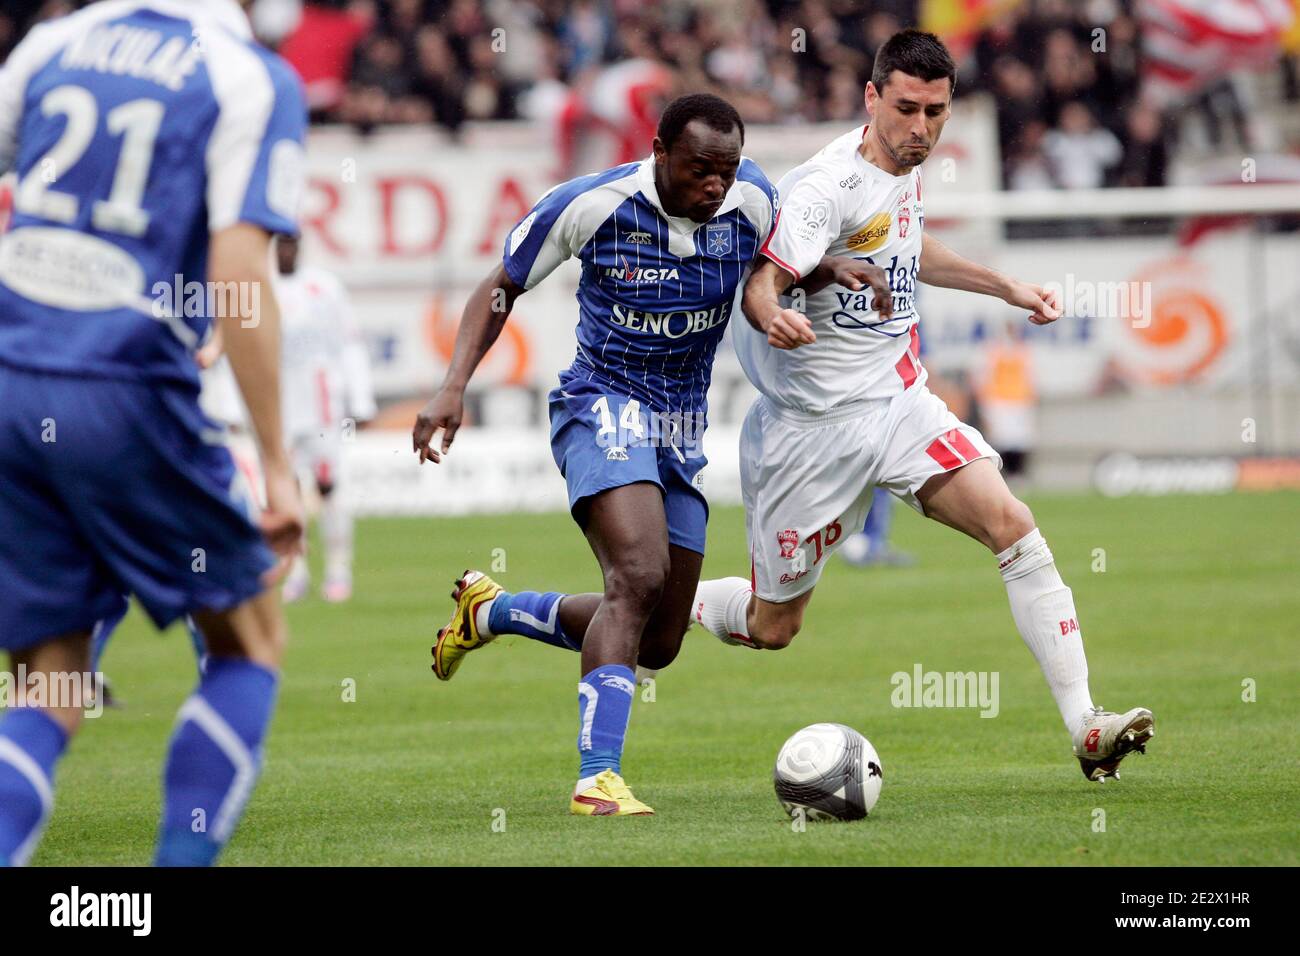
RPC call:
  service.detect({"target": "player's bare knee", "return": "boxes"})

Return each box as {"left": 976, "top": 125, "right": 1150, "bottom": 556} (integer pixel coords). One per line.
{"left": 194, "top": 593, "right": 286, "bottom": 670}
{"left": 250, "top": 614, "right": 288, "bottom": 669}
{"left": 752, "top": 615, "right": 801, "bottom": 650}
{"left": 637, "top": 639, "right": 679, "bottom": 671}
{"left": 605, "top": 554, "right": 669, "bottom": 618}
{"left": 995, "top": 497, "right": 1036, "bottom": 550}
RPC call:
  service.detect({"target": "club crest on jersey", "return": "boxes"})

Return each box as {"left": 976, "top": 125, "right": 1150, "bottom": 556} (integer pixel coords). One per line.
{"left": 846, "top": 213, "right": 892, "bottom": 253}
{"left": 777, "top": 529, "right": 799, "bottom": 560}
{"left": 895, "top": 189, "right": 916, "bottom": 239}
{"left": 705, "top": 222, "right": 732, "bottom": 257}
{"left": 625, "top": 231, "right": 652, "bottom": 245}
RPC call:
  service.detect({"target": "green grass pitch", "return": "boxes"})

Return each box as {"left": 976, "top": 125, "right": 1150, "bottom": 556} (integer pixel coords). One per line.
{"left": 30, "top": 491, "right": 1300, "bottom": 865}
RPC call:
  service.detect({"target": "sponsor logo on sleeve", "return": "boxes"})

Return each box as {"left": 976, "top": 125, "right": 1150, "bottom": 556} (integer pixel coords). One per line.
{"left": 795, "top": 200, "right": 830, "bottom": 241}
{"left": 508, "top": 211, "right": 537, "bottom": 255}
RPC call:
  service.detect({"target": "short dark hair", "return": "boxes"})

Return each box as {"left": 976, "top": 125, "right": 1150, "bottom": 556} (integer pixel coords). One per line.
{"left": 656, "top": 93, "right": 744, "bottom": 151}
{"left": 871, "top": 29, "right": 956, "bottom": 96}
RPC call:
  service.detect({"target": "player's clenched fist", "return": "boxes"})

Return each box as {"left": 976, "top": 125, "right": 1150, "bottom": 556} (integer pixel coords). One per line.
{"left": 763, "top": 308, "right": 817, "bottom": 350}
{"left": 1006, "top": 281, "right": 1062, "bottom": 325}
{"left": 413, "top": 387, "right": 463, "bottom": 464}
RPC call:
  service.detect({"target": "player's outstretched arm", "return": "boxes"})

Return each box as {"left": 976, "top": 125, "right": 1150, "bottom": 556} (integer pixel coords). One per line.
{"left": 210, "top": 223, "right": 305, "bottom": 572}
{"left": 742, "top": 258, "right": 817, "bottom": 350}
{"left": 919, "top": 233, "right": 1061, "bottom": 325}
{"left": 413, "top": 264, "right": 525, "bottom": 464}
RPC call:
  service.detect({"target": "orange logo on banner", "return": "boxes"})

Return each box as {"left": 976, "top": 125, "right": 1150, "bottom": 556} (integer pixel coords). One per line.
{"left": 426, "top": 295, "right": 532, "bottom": 386}
{"left": 1124, "top": 257, "right": 1229, "bottom": 385}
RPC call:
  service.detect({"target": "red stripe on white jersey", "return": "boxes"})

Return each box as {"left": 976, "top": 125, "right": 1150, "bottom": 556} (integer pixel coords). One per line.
{"left": 316, "top": 369, "right": 332, "bottom": 425}
{"left": 945, "top": 428, "right": 981, "bottom": 463}
{"left": 895, "top": 351, "right": 918, "bottom": 389}
{"left": 759, "top": 209, "right": 802, "bottom": 282}
{"left": 925, "top": 435, "right": 963, "bottom": 471}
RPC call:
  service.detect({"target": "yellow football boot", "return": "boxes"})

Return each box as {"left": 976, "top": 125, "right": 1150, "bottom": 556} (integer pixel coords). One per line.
{"left": 431, "top": 570, "right": 504, "bottom": 681}
{"left": 569, "top": 770, "right": 655, "bottom": 816}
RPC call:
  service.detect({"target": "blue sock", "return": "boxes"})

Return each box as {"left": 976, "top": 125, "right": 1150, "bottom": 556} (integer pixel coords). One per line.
{"left": 0, "top": 708, "right": 68, "bottom": 866}
{"left": 577, "top": 665, "right": 635, "bottom": 781}
{"left": 489, "top": 591, "right": 581, "bottom": 650}
{"left": 90, "top": 594, "right": 131, "bottom": 674}
{"left": 155, "top": 657, "right": 278, "bottom": 867}
{"left": 185, "top": 616, "right": 208, "bottom": 677}
{"left": 863, "top": 486, "right": 895, "bottom": 553}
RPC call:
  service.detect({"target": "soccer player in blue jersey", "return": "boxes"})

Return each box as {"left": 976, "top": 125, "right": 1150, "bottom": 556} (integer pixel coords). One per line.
{"left": 0, "top": 0, "right": 306, "bottom": 865}
{"left": 413, "top": 94, "right": 889, "bottom": 815}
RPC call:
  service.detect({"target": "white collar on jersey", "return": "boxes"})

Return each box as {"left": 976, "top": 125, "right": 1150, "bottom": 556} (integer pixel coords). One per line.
{"left": 151, "top": 0, "right": 253, "bottom": 41}
{"left": 634, "top": 156, "right": 746, "bottom": 236}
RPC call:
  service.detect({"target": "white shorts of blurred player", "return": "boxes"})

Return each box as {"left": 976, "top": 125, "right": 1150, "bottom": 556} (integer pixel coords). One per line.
{"left": 742, "top": 385, "right": 1002, "bottom": 604}
{"left": 289, "top": 428, "right": 343, "bottom": 500}
{"left": 284, "top": 426, "right": 353, "bottom": 601}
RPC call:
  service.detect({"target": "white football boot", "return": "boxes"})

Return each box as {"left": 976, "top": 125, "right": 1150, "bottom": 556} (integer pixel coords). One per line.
{"left": 1072, "top": 706, "right": 1155, "bottom": 782}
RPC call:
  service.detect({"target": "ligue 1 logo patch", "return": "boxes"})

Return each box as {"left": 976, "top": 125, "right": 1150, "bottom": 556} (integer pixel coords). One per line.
{"left": 705, "top": 222, "right": 732, "bottom": 257}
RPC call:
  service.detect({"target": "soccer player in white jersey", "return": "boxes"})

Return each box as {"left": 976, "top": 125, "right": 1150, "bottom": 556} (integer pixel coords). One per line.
{"left": 693, "top": 31, "right": 1155, "bottom": 783}
{"left": 275, "top": 234, "right": 376, "bottom": 602}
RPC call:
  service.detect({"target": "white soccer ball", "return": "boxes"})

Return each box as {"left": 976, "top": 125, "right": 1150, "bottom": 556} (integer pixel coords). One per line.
{"left": 773, "top": 722, "right": 883, "bottom": 821}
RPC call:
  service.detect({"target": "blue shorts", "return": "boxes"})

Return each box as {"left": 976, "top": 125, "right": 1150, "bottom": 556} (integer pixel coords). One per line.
{"left": 0, "top": 365, "right": 273, "bottom": 652}
{"left": 548, "top": 379, "right": 709, "bottom": 554}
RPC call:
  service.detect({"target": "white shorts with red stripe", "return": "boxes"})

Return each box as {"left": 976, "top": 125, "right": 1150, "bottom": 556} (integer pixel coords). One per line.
{"left": 741, "top": 383, "right": 1001, "bottom": 603}
{"left": 290, "top": 428, "right": 342, "bottom": 491}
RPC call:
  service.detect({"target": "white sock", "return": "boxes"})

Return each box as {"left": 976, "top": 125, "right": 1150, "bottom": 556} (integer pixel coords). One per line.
{"left": 998, "top": 528, "right": 1094, "bottom": 737}
{"left": 285, "top": 554, "right": 309, "bottom": 587}
{"left": 319, "top": 492, "right": 353, "bottom": 581}
{"left": 693, "top": 577, "right": 757, "bottom": 648}
{"left": 474, "top": 597, "right": 497, "bottom": 637}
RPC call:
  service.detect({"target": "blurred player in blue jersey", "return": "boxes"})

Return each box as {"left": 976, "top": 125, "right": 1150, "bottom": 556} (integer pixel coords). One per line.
{"left": 413, "top": 94, "right": 889, "bottom": 815}
{"left": 0, "top": 0, "right": 306, "bottom": 866}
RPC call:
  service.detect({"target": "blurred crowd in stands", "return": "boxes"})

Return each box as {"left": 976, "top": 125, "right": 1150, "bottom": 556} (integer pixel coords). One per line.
{"left": 3, "top": 0, "right": 1298, "bottom": 190}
